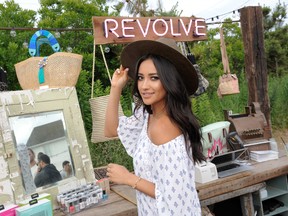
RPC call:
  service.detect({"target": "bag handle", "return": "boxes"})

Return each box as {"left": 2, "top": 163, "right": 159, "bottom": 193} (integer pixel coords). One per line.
{"left": 28, "top": 30, "right": 60, "bottom": 57}
{"left": 91, "top": 42, "right": 96, "bottom": 99}
{"left": 208, "top": 132, "right": 212, "bottom": 143}
{"left": 220, "top": 27, "right": 231, "bottom": 75}
{"left": 90, "top": 42, "right": 112, "bottom": 99}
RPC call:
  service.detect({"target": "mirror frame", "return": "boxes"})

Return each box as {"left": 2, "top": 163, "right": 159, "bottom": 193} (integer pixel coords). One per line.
{"left": 0, "top": 87, "right": 95, "bottom": 206}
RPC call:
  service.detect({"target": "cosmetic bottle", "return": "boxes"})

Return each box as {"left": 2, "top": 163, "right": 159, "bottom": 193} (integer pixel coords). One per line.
{"left": 74, "top": 198, "right": 80, "bottom": 213}
{"left": 102, "top": 190, "right": 108, "bottom": 200}
{"left": 69, "top": 202, "right": 75, "bottom": 214}
{"left": 79, "top": 198, "right": 85, "bottom": 210}
{"left": 92, "top": 193, "right": 98, "bottom": 204}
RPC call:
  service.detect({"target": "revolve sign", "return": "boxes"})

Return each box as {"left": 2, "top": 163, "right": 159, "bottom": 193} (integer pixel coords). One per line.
{"left": 92, "top": 17, "right": 207, "bottom": 44}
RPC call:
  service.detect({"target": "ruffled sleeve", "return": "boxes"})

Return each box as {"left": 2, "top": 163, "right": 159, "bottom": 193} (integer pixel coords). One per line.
{"left": 117, "top": 107, "right": 146, "bottom": 157}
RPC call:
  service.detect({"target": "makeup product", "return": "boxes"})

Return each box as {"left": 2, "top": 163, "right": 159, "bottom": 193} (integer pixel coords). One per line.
{"left": 79, "top": 198, "right": 85, "bottom": 210}
{"left": 0, "top": 204, "right": 18, "bottom": 216}
{"left": 102, "top": 190, "right": 108, "bottom": 201}
{"left": 69, "top": 202, "right": 75, "bottom": 214}
{"left": 92, "top": 193, "right": 98, "bottom": 204}
{"left": 18, "top": 193, "right": 52, "bottom": 208}
{"left": 73, "top": 199, "right": 80, "bottom": 213}
{"left": 16, "top": 199, "right": 52, "bottom": 216}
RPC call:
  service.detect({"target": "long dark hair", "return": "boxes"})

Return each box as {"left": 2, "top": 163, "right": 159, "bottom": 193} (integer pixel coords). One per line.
{"left": 133, "top": 54, "right": 205, "bottom": 163}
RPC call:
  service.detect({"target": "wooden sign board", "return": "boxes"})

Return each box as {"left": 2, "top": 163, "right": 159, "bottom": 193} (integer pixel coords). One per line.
{"left": 92, "top": 16, "right": 207, "bottom": 44}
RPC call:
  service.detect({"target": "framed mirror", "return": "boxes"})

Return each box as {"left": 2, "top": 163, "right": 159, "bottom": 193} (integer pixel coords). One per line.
{"left": 0, "top": 87, "right": 95, "bottom": 206}
{"left": 9, "top": 110, "right": 74, "bottom": 192}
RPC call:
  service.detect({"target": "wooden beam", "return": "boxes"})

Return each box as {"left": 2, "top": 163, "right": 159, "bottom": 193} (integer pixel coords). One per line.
{"left": 240, "top": 6, "right": 271, "bottom": 129}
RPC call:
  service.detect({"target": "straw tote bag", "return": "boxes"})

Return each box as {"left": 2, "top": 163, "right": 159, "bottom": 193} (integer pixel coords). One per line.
{"left": 217, "top": 27, "right": 240, "bottom": 97}
{"left": 14, "top": 30, "right": 82, "bottom": 90}
{"left": 90, "top": 44, "right": 124, "bottom": 143}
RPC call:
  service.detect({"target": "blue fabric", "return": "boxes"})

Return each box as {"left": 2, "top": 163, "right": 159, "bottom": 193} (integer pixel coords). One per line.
{"left": 28, "top": 30, "right": 60, "bottom": 56}
{"left": 38, "top": 67, "right": 45, "bottom": 84}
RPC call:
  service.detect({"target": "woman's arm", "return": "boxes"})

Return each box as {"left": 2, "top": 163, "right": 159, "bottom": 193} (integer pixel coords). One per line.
{"left": 107, "top": 163, "right": 155, "bottom": 198}
{"left": 104, "top": 66, "right": 129, "bottom": 137}
{"left": 128, "top": 174, "right": 155, "bottom": 198}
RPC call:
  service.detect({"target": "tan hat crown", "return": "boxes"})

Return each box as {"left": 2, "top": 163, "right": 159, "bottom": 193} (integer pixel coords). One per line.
{"left": 120, "top": 37, "right": 199, "bottom": 95}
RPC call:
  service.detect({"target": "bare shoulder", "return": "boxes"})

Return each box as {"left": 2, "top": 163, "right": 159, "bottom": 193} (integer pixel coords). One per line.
{"left": 148, "top": 116, "right": 181, "bottom": 145}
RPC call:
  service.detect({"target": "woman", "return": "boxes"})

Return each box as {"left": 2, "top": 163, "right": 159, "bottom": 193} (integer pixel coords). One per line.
{"left": 104, "top": 38, "right": 205, "bottom": 216}
{"left": 28, "top": 148, "right": 38, "bottom": 178}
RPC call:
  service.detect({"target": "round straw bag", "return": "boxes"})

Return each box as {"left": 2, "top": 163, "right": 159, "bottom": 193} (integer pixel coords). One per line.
{"left": 14, "top": 30, "right": 83, "bottom": 90}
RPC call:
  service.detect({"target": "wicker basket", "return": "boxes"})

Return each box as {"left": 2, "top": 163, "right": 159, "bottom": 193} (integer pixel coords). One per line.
{"left": 14, "top": 52, "right": 83, "bottom": 90}
{"left": 90, "top": 95, "right": 124, "bottom": 143}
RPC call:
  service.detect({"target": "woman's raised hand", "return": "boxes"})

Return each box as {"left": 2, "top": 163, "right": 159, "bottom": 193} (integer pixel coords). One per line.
{"left": 111, "top": 65, "right": 129, "bottom": 89}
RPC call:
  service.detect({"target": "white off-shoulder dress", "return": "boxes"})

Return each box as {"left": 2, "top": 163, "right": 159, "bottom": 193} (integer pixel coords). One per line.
{"left": 117, "top": 108, "right": 201, "bottom": 216}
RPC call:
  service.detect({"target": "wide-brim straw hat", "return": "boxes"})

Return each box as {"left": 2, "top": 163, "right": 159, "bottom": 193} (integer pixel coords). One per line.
{"left": 120, "top": 37, "right": 198, "bottom": 96}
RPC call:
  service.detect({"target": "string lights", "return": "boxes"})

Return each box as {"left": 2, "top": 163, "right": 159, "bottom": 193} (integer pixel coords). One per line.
{"left": 206, "top": 8, "right": 241, "bottom": 24}
{"left": 0, "top": 27, "right": 92, "bottom": 52}
{"left": 0, "top": 27, "right": 93, "bottom": 33}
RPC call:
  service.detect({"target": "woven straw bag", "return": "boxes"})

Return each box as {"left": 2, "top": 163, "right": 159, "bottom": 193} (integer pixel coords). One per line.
{"left": 90, "top": 95, "right": 124, "bottom": 143}
{"left": 15, "top": 52, "right": 83, "bottom": 90}
{"left": 14, "top": 30, "right": 82, "bottom": 90}
{"left": 90, "top": 45, "right": 124, "bottom": 143}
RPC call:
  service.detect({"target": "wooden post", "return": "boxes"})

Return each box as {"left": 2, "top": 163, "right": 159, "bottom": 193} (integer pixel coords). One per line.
{"left": 240, "top": 6, "right": 271, "bottom": 128}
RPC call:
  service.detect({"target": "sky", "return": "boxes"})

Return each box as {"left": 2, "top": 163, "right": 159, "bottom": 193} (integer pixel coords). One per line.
{"left": 0, "top": 0, "right": 286, "bottom": 22}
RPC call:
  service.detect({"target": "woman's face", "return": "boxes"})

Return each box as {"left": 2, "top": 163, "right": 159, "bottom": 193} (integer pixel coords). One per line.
{"left": 137, "top": 58, "right": 166, "bottom": 107}
{"left": 28, "top": 149, "right": 35, "bottom": 162}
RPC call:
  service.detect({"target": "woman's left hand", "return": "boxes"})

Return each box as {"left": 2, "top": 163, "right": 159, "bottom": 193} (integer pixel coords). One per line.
{"left": 106, "top": 163, "right": 133, "bottom": 185}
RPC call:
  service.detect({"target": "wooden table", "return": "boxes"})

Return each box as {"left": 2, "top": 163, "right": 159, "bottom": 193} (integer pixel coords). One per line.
{"left": 197, "top": 153, "right": 288, "bottom": 215}
{"left": 54, "top": 153, "right": 288, "bottom": 216}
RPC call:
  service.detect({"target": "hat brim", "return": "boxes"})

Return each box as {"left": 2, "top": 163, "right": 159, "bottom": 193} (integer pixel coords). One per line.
{"left": 120, "top": 39, "right": 198, "bottom": 96}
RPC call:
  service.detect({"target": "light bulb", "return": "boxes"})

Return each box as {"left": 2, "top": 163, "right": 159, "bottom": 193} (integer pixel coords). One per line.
{"left": 104, "top": 47, "right": 110, "bottom": 53}
{"left": 10, "top": 29, "right": 16, "bottom": 37}
{"left": 23, "top": 41, "right": 28, "bottom": 49}
{"left": 55, "top": 31, "right": 61, "bottom": 38}
{"left": 66, "top": 47, "right": 73, "bottom": 53}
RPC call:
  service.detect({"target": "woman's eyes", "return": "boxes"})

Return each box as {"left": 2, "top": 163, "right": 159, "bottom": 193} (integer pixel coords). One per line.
{"left": 151, "top": 76, "right": 159, "bottom": 80}
{"left": 137, "top": 75, "right": 159, "bottom": 81}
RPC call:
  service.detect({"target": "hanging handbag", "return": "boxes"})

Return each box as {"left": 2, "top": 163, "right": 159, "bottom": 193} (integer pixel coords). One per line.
{"left": 192, "top": 63, "right": 209, "bottom": 97}
{"left": 181, "top": 42, "right": 209, "bottom": 97}
{"left": 90, "top": 44, "right": 124, "bottom": 143}
{"left": 217, "top": 27, "right": 240, "bottom": 97}
{"left": 14, "top": 30, "right": 82, "bottom": 90}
